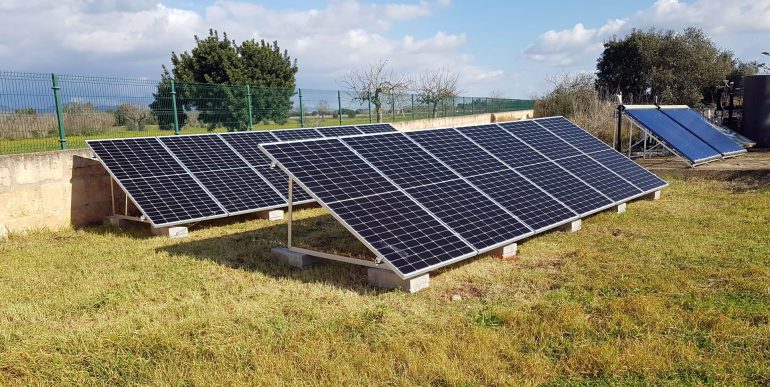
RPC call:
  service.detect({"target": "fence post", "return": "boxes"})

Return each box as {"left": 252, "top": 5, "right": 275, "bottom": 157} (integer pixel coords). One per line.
{"left": 462, "top": 97, "right": 466, "bottom": 115}
{"left": 298, "top": 88, "right": 304, "bottom": 128}
{"left": 367, "top": 91, "right": 372, "bottom": 124}
{"left": 411, "top": 94, "right": 415, "bottom": 120}
{"left": 337, "top": 90, "right": 342, "bottom": 125}
{"left": 51, "top": 73, "right": 67, "bottom": 150}
{"left": 170, "top": 80, "right": 180, "bottom": 135}
{"left": 246, "top": 85, "right": 253, "bottom": 130}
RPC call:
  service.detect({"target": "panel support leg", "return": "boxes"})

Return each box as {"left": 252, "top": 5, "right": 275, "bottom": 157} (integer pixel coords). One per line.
{"left": 491, "top": 243, "right": 518, "bottom": 260}
{"left": 367, "top": 268, "right": 430, "bottom": 293}
{"left": 644, "top": 190, "right": 661, "bottom": 201}
{"left": 558, "top": 219, "right": 582, "bottom": 232}
{"left": 287, "top": 177, "right": 293, "bottom": 248}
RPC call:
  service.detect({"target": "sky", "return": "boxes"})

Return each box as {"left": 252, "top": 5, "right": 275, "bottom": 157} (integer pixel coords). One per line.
{"left": 1, "top": 0, "right": 769, "bottom": 98}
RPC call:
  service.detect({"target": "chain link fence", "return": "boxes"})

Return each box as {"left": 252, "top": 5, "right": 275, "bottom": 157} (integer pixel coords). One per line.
{"left": 0, "top": 70, "right": 534, "bottom": 155}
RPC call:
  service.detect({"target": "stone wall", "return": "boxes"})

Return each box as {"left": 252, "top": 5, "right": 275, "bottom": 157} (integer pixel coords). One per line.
{"left": 391, "top": 109, "right": 534, "bottom": 131}
{"left": 0, "top": 149, "right": 111, "bottom": 237}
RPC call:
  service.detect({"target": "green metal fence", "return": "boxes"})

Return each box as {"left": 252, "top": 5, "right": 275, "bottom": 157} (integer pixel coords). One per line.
{"left": 0, "top": 70, "right": 534, "bottom": 155}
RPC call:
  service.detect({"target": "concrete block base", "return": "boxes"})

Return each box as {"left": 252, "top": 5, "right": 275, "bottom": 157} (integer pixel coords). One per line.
{"left": 644, "top": 190, "right": 661, "bottom": 201}
{"left": 367, "top": 268, "right": 430, "bottom": 293}
{"left": 616, "top": 202, "right": 627, "bottom": 213}
{"left": 558, "top": 219, "right": 582, "bottom": 233}
{"left": 271, "top": 247, "right": 320, "bottom": 269}
{"left": 105, "top": 215, "right": 130, "bottom": 227}
{"left": 259, "top": 209, "right": 285, "bottom": 221}
{"left": 491, "top": 243, "right": 518, "bottom": 259}
{"left": 151, "top": 226, "right": 189, "bottom": 238}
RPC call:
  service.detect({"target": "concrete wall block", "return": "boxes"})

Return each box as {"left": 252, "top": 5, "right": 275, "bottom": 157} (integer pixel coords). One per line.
{"left": 1, "top": 188, "right": 43, "bottom": 219}
{"left": 0, "top": 164, "right": 11, "bottom": 192}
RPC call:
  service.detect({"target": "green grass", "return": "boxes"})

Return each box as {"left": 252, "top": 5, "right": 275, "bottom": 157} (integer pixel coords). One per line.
{"left": 1, "top": 178, "right": 769, "bottom": 384}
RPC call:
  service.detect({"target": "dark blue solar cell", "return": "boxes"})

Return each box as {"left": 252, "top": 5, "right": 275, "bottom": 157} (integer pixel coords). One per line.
{"left": 88, "top": 138, "right": 187, "bottom": 180}
{"left": 406, "top": 179, "right": 531, "bottom": 250}
{"left": 326, "top": 190, "right": 474, "bottom": 277}
{"left": 317, "top": 126, "right": 362, "bottom": 137}
{"left": 535, "top": 117, "right": 610, "bottom": 154}
{"left": 455, "top": 124, "right": 548, "bottom": 168}
{"left": 516, "top": 161, "right": 613, "bottom": 215}
{"left": 343, "top": 133, "right": 458, "bottom": 188}
{"left": 119, "top": 174, "right": 226, "bottom": 226}
{"left": 624, "top": 109, "right": 721, "bottom": 164}
{"left": 588, "top": 150, "right": 668, "bottom": 192}
{"left": 468, "top": 169, "right": 576, "bottom": 231}
{"left": 555, "top": 155, "right": 642, "bottom": 201}
{"left": 356, "top": 123, "right": 398, "bottom": 134}
{"left": 499, "top": 120, "right": 581, "bottom": 160}
{"left": 260, "top": 139, "right": 398, "bottom": 203}
{"left": 272, "top": 128, "right": 323, "bottom": 141}
{"left": 407, "top": 128, "right": 507, "bottom": 177}
{"left": 660, "top": 109, "right": 745, "bottom": 156}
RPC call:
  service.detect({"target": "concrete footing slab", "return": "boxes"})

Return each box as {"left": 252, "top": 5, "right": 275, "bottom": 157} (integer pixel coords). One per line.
{"left": 367, "top": 268, "right": 430, "bottom": 293}
{"left": 151, "top": 226, "right": 189, "bottom": 238}
{"left": 644, "top": 190, "right": 661, "bottom": 201}
{"left": 616, "top": 202, "right": 627, "bottom": 213}
{"left": 491, "top": 243, "right": 518, "bottom": 259}
{"left": 558, "top": 219, "right": 582, "bottom": 232}
{"left": 271, "top": 247, "right": 320, "bottom": 269}
{"left": 105, "top": 215, "right": 130, "bottom": 227}
{"left": 259, "top": 210, "right": 285, "bottom": 221}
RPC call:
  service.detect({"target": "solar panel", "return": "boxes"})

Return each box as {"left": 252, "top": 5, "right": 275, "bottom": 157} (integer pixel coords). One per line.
{"left": 355, "top": 123, "right": 398, "bottom": 134}
{"left": 535, "top": 116, "right": 611, "bottom": 154}
{"left": 159, "top": 135, "right": 286, "bottom": 213}
{"left": 660, "top": 108, "right": 745, "bottom": 156}
{"left": 455, "top": 124, "right": 548, "bottom": 168}
{"left": 87, "top": 138, "right": 227, "bottom": 227}
{"left": 220, "top": 131, "right": 314, "bottom": 202}
{"left": 326, "top": 191, "right": 475, "bottom": 275}
{"left": 260, "top": 116, "right": 667, "bottom": 279}
{"left": 88, "top": 138, "right": 188, "bottom": 180}
{"left": 588, "top": 149, "right": 668, "bottom": 192}
{"left": 159, "top": 135, "right": 247, "bottom": 172}
{"left": 342, "top": 133, "right": 458, "bottom": 188}
{"left": 499, "top": 120, "right": 582, "bottom": 160}
{"left": 407, "top": 128, "right": 507, "bottom": 177}
{"left": 260, "top": 138, "right": 399, "bottom": 203}
{"left": 554, "top": 155, "right": 642, "bottom": 201}
{"left": 467, "top": 170, "right": 576, "bottom": 231}
{"left": 405, "top": 179, "right": 531, "bottom": 250}
{"left": 120, "top": 175, "right": 226, "bottom": 225}
{"left": 316, "top": 125, "right": 362, "bottom": 137}
{"left": 195, "top": 168, "right": 286, "bottom": 213}
{"left": 272, "top": 128, "right": 324, "bottom": 141}
{"left": 516, "top": 161, "right": 613, "bottom": 215}
{"left": 624, "top": 108, "right": 721, "bottom": 164}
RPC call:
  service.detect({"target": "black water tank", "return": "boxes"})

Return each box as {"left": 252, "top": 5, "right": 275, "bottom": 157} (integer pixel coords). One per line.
{"left": 741, "top": 75, "right": 770, "bottom": 147}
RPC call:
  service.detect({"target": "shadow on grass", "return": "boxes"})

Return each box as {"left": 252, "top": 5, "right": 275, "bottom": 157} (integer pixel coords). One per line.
{"left": 158, "top": 212, "right": 388, "bottom": 295}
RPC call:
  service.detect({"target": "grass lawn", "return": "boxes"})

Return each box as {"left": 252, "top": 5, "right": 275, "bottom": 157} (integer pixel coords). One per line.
{"left": 0, "top": 177, "right": 768, "bottom": 384}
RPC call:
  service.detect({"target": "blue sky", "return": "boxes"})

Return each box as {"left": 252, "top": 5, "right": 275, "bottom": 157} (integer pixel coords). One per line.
{"left": 1, "top": 0, "right": 769, "bottom": 97}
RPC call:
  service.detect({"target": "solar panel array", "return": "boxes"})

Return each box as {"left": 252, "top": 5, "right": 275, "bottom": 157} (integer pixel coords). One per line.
{"left": 260, "top": 116, "right": 667, "bottom": 279}
{"left": 624, "top": 106, "right": 745, "bottom": 165}
{"left": 87, "top": 123, "right": 398, "bottom": 227}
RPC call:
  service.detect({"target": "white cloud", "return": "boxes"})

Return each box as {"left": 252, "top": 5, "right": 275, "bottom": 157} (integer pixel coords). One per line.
{"left": 0, "top": 0, "right": 502, "bottom": 94}
{"left": 522, "top": 0, "right": 770, "bottom": 66}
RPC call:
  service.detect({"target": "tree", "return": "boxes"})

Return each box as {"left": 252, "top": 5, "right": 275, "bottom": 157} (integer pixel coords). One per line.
{"left": 340, "top": 59, "right": 411, "bottom": 122}
{"left": 148, "top": 76, "right": 186, "bottom": 131}
{"left": 315, "top": 100, "right": 330, "bottom": 119}
{"left": 415, "top": 68, "right": 462, "bottom": 118}
{"left": 150, "top": 29, "right": 298, "bottom": 131}
{"left": 115, "top": 104, "right": 151, "bottom": 131}
{"left": 596, "top": 27, "right": 737, "bottom": 106}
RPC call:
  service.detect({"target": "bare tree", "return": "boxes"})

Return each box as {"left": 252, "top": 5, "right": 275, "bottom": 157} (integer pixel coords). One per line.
{"left": 340, "top": 59, "right": 411, "bottom": 122}
{"left": 315, "top": 100, "right": 330, "bottom": 119}
{"left": 415, "top": 67, "right": 463, "bottom": 118}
